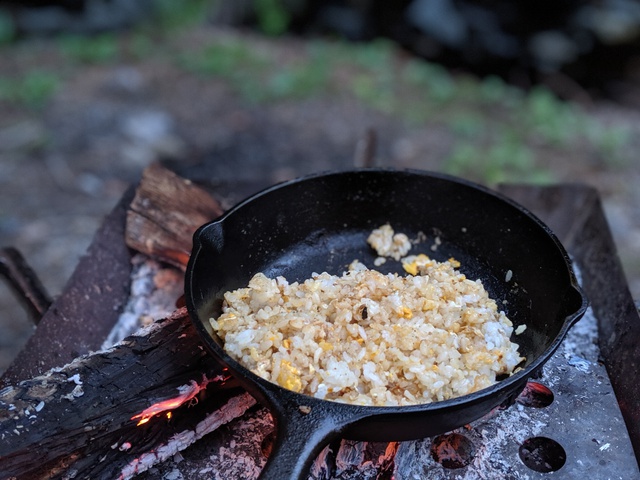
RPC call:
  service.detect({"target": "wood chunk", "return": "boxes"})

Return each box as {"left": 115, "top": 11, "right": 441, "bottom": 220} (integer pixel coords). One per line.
{"left": 126, "top": 163, "right": 223, "bottom": 269}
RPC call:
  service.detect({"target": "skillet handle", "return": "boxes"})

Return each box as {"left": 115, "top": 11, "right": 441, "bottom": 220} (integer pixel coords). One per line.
{"left": 258, "top": 400, "right": 356, "bottom": 480}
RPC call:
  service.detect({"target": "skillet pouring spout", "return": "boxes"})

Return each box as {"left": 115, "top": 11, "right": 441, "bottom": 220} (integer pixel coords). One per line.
{"left": 185, "top": 168, "right": 588, "bottom": 480}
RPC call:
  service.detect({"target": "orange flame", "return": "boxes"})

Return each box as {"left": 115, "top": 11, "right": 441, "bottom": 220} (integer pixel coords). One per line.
{"left": 131, "top": 374, "right": 227, "bottom": 426}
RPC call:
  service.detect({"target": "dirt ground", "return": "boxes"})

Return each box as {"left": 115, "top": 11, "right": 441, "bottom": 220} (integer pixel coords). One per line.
{"left": 1, "top": 26, "right": 639, "bottom": 375}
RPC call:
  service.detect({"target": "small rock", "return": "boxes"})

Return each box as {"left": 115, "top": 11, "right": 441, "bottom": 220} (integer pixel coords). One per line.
{"left": 104, "top": 67, "right": 146, "bottom": 96}
{"left": 120, "top": 110, "right": 186, "bottom": 165}
{"left": 122, "top": 110, "right": 174, "bottom": 145}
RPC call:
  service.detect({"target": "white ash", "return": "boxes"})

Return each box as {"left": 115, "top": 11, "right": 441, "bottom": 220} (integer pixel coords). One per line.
{"left": 309, "top": 443, "right": 334, "bottom": 480}
{"left": 430, "top": 235, "right": 442, "bottom": 251}
{"left": 194, "top": 405, "right": 270, "bottom": 480}
{"left": 394, "top": 396, "right": 550, "bottom": 480}
{"left": 67, "top": 373, "right": 82, "bottom": 385}
{"left": 137, "top": 404, "right": 272, "bottom": 480}
{"left": 335, "top": 440, "right": 367, "bottom": 470}
{"left": 552, "top": 258, "right": 600, "bottom": 366}
{"left": 505, "top": 269, "right": 513, "bottom": 282}
{"left": 162, "top": 469, "right": 184, "bottom": 480}
{"left": 61, "top": 384, "right": 84, "bottom": 401}
{"left": 557, "top": 306, "right": 599, "bottom": 363}
{"left": 333, "top": 440, "right": 397, "bottom": 478}
{"left": 102, "top": 254, "right": 183, "bottom": 349}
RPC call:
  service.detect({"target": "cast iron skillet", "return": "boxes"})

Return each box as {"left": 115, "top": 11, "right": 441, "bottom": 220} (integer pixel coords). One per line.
{"left": 185, "top": 169, "right": 587, "bottom": 480}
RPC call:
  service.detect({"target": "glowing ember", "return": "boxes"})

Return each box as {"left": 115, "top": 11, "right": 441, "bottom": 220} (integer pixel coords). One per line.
{"left": 131, "top": 374, "right": 227, "bottom": 426}
{"left": 516, "top": 381, "right": 554, "bottom": 408}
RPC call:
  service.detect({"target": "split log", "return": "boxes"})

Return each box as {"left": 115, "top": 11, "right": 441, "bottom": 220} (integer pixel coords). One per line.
{"left": 0, "top": 308, "right": 254, "bottom": 480}
{"left": 0, "top": 188, "right": 135, "bottom": 388}
{"left": 125, "top": 163, "right": 223, "bottom": 269}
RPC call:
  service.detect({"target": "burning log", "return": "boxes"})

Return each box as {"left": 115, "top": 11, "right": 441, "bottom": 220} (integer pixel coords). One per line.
{"left": 0, "top": 308, "right": 255, "bottom": 480}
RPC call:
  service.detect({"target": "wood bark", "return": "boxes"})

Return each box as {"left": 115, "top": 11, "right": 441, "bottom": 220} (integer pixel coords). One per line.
{"left": 0, "top": 164, "right": 235, "bottom": 479}
{"left": 125, "top": 163, "right": 223, "bottom": 269}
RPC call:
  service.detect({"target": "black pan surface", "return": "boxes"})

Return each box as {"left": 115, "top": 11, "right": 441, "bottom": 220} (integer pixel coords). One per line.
{"left": 185, "top": 169, "right": 587, "bottom": 479}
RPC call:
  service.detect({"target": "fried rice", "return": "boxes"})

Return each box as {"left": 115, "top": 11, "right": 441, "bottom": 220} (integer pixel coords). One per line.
{"left": 210, "top": 227, "right": 523, "bottom": 407}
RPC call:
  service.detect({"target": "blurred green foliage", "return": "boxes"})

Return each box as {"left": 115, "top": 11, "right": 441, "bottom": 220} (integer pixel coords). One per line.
{"left": 153, "top": 0, "right": 214, "bottom": 31}
{"left": 0, "top": 8, "right": 15, "bottom": 45}
{"left": 445, "top": 135, "right": 551, "bottom": 185}
{"left": 175, "top": 31, "right": 632, "bottom": 183}
{"left": 182, "top": 40, "right": 265, "bottom": 76}
{"left": 254, "top": 0, "right": 291, "bottom": 36}
{"left": 59, "top": 34, "right": 120, "bottom": 64}
{"left": 182, "top": 38, "right": 330, "bottom": 101}
{"left": 0, "top": 2, "right": 631, "bottom": 183}
{"left": 0, "top": 71, "right": 60, "bottom": 108}
{"left": 180, "top": 39, "right": 269, "bottom": 101}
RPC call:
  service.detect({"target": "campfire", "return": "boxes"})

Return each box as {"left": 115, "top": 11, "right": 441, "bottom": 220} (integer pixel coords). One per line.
{"left": 1, "top": 164, "right": 638, "bottom": 479}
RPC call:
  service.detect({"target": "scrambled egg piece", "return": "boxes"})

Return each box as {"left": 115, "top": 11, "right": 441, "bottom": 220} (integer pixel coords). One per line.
{"left": 277, "top": 360, "right": 302, "bottom": 392}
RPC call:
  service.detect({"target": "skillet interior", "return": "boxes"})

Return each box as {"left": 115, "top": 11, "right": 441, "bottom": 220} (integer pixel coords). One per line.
{"left": 189, "top": 169, "right": 584, "bottom": 374}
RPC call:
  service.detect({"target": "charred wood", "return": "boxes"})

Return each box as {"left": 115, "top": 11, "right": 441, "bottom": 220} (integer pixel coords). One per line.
{"left": 0, "top": 308, "right": 251, "bottom": 480}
